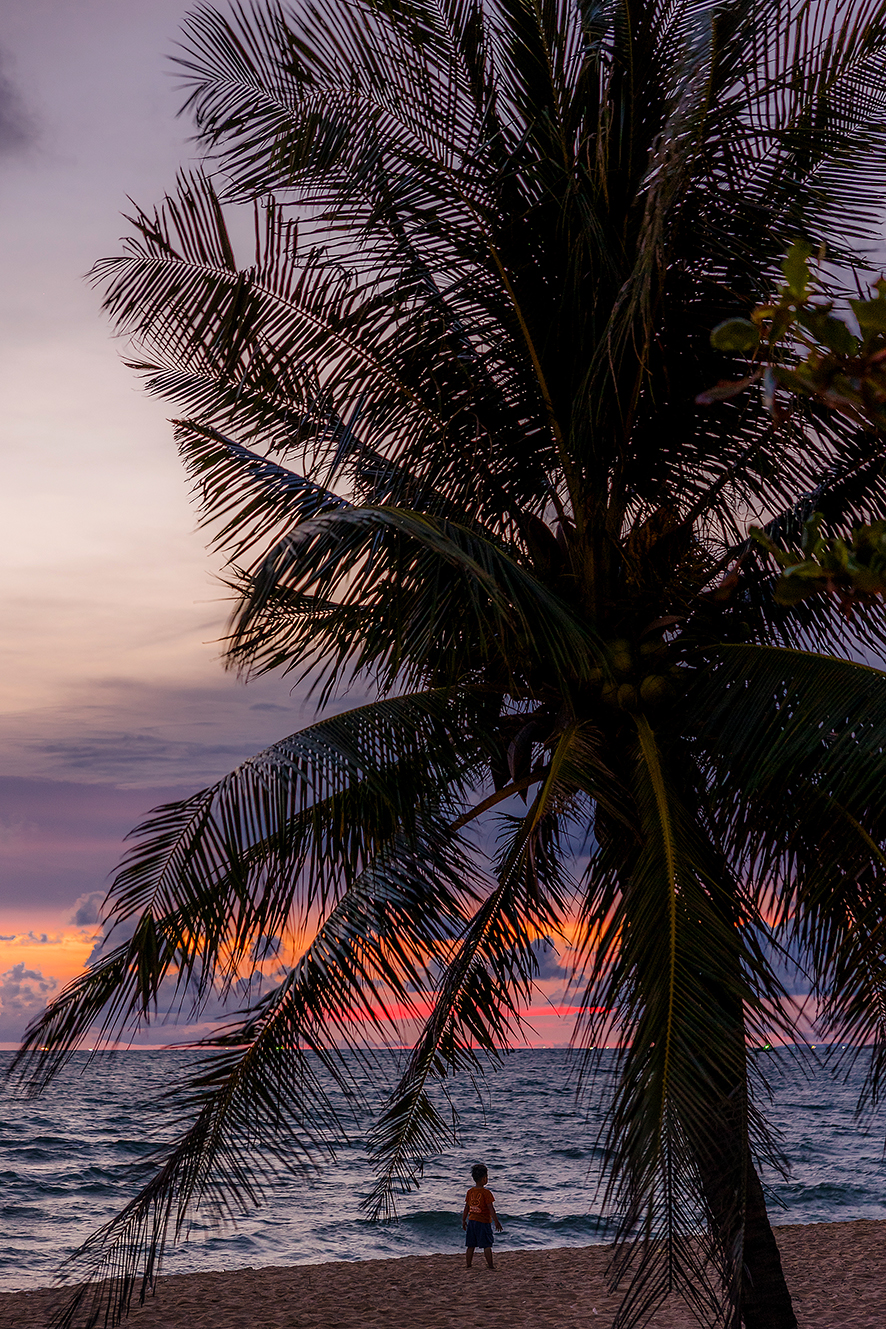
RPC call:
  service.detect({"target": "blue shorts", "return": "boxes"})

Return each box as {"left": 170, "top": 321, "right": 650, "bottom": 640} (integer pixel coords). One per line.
{"left": 465, "top": 1220, "right": 494, "bottom": 1248}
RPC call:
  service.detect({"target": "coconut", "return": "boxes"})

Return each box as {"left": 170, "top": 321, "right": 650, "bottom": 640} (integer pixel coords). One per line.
{"left": 640, "top": 674, "right": 674, "bottom": 705}
{"left": 607, "top": 639, "right": 633, "bottom": 675}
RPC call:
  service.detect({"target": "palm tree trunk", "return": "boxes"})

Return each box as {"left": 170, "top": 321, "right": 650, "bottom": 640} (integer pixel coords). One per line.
{"left": 696, "top": 1098, "right": 797, "bottom": 1329}
{"left": 689, "top": 859, "right": 798, "bottom": 1329}
{"left": 741, "top": 1162, "right": 797, "bottom": 1329}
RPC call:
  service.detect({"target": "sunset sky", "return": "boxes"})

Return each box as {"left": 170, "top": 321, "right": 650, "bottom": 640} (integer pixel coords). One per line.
{"left": 0, "top": 0, "right": 584, "bottom": 1048}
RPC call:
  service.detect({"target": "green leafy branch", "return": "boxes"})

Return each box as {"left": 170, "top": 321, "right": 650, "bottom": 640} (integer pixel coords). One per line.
{"left": 750, "top": 513, "right": 886, "bottom": 610}
{"left": 702, "top": 241, "right": 886, "bottom": 424}
{"left": 699, "top": 244, "right": 886, "bottom": 611}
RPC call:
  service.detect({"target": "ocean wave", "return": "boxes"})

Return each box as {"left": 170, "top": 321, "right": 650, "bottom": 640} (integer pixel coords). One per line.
{"left": 1, "top": 1049, "right": 885, "bottom": 1290}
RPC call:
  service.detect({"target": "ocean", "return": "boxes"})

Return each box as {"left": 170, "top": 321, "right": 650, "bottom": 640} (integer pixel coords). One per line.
{"left": 1, "top": 1047, "right": 884, "bottom": 1292}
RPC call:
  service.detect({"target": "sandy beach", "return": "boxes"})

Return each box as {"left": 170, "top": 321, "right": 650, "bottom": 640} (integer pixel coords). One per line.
{"left": 0, "top": 1220, "right": 882, "bottom": 1329}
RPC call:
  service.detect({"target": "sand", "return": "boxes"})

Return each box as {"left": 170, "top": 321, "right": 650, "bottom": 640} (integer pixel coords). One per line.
{"left": 0, "top": 1220, "right": 883, "bottom": 1329}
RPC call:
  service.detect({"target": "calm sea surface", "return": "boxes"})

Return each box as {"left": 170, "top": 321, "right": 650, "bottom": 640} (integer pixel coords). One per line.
{"left": 1, "top": 1047, "right": 884, "bottom": 1291}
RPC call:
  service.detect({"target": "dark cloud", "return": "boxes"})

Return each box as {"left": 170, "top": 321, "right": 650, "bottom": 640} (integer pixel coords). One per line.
{"left": 250, "top": 933, "right": 282, "bottom": 961}
{"left": 759, "top": 938, "right": 811, "bottom": 999}
{"left": 0, "top": 672, "right": 370, "bottom": 789}
{"left": 33, "top": 732, "right": 252, "bottom": 784}
{"left": 532, "top": 939, "right": 568, "bottom": 981}
{"left": 0, "top": 962, "right": 56, "bottom": 1038}
{"left": 85, "top": 910, "right": 141, "bottom": 966}
{"left": 0, "top": 776, "right": 196, "bottom": 910}
{"left": 0, "top": 54, "right": 35, "bottom": 155}
{"left": 0, "top": 956, "right": 228, "bottom": 1046}
{"left": 69, "top": 890, "right": 105, "bottom": 927}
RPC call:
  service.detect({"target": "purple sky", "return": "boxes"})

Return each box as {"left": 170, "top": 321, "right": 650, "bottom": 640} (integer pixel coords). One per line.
{"left": 0, "top": 2, "right": 837, "bottom": 1053}
{"left": 0, "top": 0, "right": 555, "bottom": 1052}
{"left": 0, "top": 0, "right": 317, "bottom": 1044}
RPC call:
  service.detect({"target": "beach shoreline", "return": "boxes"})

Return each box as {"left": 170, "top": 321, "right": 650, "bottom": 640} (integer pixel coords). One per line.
{"left": 1, "top": 1219, "right": 883, "bottom": 1328}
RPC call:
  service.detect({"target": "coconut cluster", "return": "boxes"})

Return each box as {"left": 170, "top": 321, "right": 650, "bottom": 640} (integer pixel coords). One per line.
{"left": 591, "top": 638, "right": 680, "bottom": 712}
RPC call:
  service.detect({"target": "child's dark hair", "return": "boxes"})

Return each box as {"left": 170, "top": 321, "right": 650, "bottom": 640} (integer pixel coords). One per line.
{"left": 471, "top": 1163, "right": 488, "bottom": 1184}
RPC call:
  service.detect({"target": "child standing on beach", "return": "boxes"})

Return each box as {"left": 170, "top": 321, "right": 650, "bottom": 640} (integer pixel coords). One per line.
{"left": 462, "top": 1163, "right": 503, "bottom": 1269}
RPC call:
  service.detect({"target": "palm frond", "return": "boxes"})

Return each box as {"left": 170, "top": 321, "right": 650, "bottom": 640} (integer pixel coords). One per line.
{"left": 365, "top": 722, "right": 584, "bottom": 1218}
{"left": 574, "top": 716, "right": 791, "bottom": 1325}
{"left": 688, "top": 642, "right": 886, "bottom": 1111}
{"left": 44, "top": 820, "right": 472, "bottom": 1328}
{"left": 227, "top": 506, "right": 602, "bottom": 695}
{"left": 176, "top": 419, "right": 351, "bottom": 560}
{"left": 10, "top": 691, "right": 486, "bottom": 1091}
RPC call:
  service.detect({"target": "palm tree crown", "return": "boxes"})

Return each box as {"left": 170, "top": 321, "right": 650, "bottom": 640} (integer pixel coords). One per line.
{"left": 14, "top": 2, "right": 886, "bottom": 1326}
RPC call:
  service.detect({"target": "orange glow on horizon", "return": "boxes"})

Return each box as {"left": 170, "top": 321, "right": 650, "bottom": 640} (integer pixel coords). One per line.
{"left": 0, "top": 928, "right": 97, "bottom": 988}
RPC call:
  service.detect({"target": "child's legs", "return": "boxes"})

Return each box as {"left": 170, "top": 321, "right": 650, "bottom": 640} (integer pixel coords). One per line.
{"left": 483, "top": 1245, "right": 494, "bottom": 1269}
{"left": 465, "top": 1246, "right": 475, "bottom": 1268}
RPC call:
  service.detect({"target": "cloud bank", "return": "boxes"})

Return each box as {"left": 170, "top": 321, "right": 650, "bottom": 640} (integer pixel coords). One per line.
{"left": 0, "top": 51, "right": 35, "bottom": 155}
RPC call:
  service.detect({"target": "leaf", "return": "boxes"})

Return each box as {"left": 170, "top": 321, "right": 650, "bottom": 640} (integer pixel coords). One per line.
{"left": 9, "top": 690, "right": 488, "bottom": 1091}
{"left": 781, "top": 241, "right": 816, "bottom": 301}
{"left": 795, "top": 308, "right": 860, "bottom": 356}
{"left": 773, "top": 562, "right": 829, "bottom": 605}
{"left": 850, "top": 287, "right": 886, "bottom": 341}
{"left": 227, "top": 505, "right": 604, "bottom": 698}
{"left": 709, "top": 319, "right": 760, "bottom": 355}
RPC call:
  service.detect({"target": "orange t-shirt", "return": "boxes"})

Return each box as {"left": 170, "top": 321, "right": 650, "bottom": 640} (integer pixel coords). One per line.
{"left": 465, "top": 1185, "right": 495, "bottom": 1223}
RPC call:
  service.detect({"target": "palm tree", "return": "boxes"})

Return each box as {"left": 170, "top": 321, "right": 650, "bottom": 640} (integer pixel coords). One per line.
{"left": 14, "top": 1, "right": 886, "bottom": 1325}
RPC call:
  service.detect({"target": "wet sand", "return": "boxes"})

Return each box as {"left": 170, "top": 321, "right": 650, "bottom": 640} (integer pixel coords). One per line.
{"left": 1, "top": 1219, "right": 882, "bottom": 1328}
